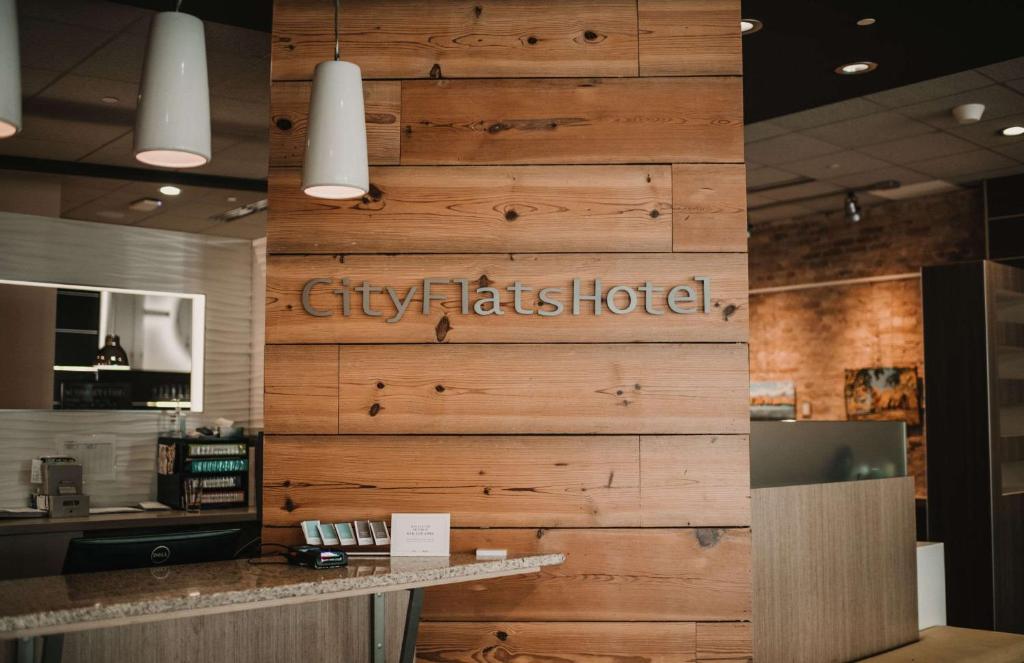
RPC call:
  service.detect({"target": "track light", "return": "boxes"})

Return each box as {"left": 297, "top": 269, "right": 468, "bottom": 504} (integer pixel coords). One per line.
{"left": 302, "top": 0, "right": 369, "bottom": 199}
{"left": 134, "top": 2, "right": 211, "bottom": 168}
{"left": 0, "top": 0, "right": 21, "bottom": 138}
{"left": 844, "top": 192, "right": 862, "bottom": 223}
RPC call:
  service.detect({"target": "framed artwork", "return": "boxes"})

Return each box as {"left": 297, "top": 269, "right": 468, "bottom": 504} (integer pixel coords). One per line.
{"left": 750, "top": 380, "right": 797, "bottom": 421}
{"left": 844, "top": 367, "right": 921, "bottom": 426}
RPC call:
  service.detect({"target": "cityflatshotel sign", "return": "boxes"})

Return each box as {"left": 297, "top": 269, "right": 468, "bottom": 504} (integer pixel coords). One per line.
{"left": 300, "top": 276, "right": 714, "bottom": 322}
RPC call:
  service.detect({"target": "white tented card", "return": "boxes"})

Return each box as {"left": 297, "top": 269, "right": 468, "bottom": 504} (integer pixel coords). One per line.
{"left": 390, "top": 513, "right": 450, "bottom": 557}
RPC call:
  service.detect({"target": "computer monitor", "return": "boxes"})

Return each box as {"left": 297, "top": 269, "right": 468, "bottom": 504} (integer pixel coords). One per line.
{"left": 63, "top": 528, "right": 241, "bottom": 574}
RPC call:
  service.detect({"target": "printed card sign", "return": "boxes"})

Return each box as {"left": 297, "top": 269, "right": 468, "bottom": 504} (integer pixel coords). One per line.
{"left": 390, "top": 513, "right": 450, "bottom": 557}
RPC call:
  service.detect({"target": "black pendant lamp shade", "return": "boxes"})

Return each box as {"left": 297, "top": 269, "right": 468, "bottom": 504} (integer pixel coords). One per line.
{"left": 95, "top": 334, "right": 130, "bottom": 368}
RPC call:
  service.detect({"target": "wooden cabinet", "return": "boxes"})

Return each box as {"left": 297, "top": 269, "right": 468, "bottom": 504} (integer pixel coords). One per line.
{"left": 923, "top": 260, "right": 1024, "bottom": 633}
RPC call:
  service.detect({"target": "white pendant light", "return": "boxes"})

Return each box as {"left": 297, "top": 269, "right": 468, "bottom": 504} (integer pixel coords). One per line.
{"left": 0, "top": 0, "right": 21, "bottom": 139}
{"left": 302, "top": 0, "right": 368, "bottom": 199}
{"left": 134, "top": 3, "right": 211, "bottom": 168}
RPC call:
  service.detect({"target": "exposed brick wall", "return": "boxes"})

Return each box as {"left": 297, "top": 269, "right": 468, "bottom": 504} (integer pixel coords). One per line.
{"left": 749, "top": 187, "right": 985, "bottom": 498}
{"left": 750, "top": 188, "right": 984, "bottom": 290}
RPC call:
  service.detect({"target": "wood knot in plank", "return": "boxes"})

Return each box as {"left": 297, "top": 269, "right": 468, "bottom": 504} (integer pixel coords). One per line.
{"left": 504, "top": 209, "right": 519, "bottom": 221}
{"left": 584, "top": 30, "right": 599, "bottom": 41}
{"left": 723, "top": 304, "right": 738, "bottom": 321}
{"left": 536, "top": 528, "right": 546, "bottom": 539}
{"left": 435, "top": 315, "right": 452, "bottom": 342}
{"left": 274, "top": 117, "right": 292, "bottom": 131}
{"left": 478, "top": 274, "right": 494, "bottom": 287}
{"left": 487, "top": 122, "right": 511, "bottom": 134}
{"left": 429, "top": 63, "right": 442, "bottom": 79}
{"left": 527, "top": 36, "right": 538, "bottom": 45}
{"left": 473, "top": 5, "right": 482, "bottom": 17}
{"left": 696, "top": 528, "right": 723, "bottom": 548}
{"left": 376, "top": 382, "right": 385, "bottom": 389}
{"left": 435, "top": 384, "right": 445, "bottom": 392}
{"left": 495, "top": 631, "right": 508, "bottom": 641}
{"left": 283, "top": 497, "right": 296, "bottom": 512}
{"left": 649, "top": 209, "right": 660, "bottom": 218}
{"left": 369, "top": 403, "right": 381, "bottom": 417}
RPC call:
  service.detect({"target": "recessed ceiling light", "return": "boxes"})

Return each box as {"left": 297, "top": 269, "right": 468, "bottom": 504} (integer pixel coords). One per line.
{"left": 226, "top": 196, "right": 238, "bottom": 202}
{"left": 856, "top": 17, "right": 876, "bottom": 26}
{"left": 1002, "top": 126, "right": 1024, "bottom": 137}
{"left": 101, "top": 96, "right": 119, "bottom": 104}
{"left": 159, "top": 185, "right": 181, "bottom": 196}
{"left": 740, "top": 18, "right": 763, "bottom": 34}
{"left": 836, "top": 61, "right": 878, "bottom": 75}
{"left": 128, "top": 197, "right": 163, "bottom": 212}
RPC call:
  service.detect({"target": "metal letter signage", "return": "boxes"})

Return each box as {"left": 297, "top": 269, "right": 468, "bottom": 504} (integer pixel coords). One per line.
{"left": 298, "top": 276, "right": 713, "bottom": 320}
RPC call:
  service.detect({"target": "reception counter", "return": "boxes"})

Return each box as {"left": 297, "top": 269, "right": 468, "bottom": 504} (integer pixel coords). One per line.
{"left": 0, "top": 553, "right": 564, "bottom": 662}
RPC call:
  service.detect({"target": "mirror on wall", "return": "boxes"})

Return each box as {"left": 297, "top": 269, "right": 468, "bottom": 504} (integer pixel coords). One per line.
{"left": 0, "top": 279, "right": 205, "bottom": 411}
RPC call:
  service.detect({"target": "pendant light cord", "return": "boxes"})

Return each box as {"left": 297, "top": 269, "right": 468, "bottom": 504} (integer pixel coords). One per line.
{"left": 334, "top": 0, "right": 340, "bottom": 61}
{"left": 175, "top": 0, "right": 183, "bottom": 11}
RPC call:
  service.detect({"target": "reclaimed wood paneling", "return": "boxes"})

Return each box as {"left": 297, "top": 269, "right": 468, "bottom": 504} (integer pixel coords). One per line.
{"left": 336, "top": 344, "right": 749, "bottom": 434}
{"left": 401, "top": 77, "right": 744, "bottom": 165}
{"left": 753, "top": 478, "right": 917, "bottom": 663}
{"left": 422, "top": 528, "right": 751, "bottom": 621}
{"left": 264, "top": 345, "right": 338, "bottom": 434}
{"left": 266, "top": 166, "right": 672, "bottom": 254}
{"left": 673, "top": 164, "right": 748, "bottom": 253}
{"left": 272, "top": 0, "right": 639, "bottom": 81}
{"left": 270, "top": 81, "right": 400, "bottom": 166}
{"left": 696, "top": 622, "right": 752, "bottom": 661}
{"left": 638, "top": 0, "right": 742, "bottom": 76}
{"left": 266, "top": 253, "right": 748, "bottom": 344}
{"left": 263, "top": 435, "right": 641, "bottom": 528}
{"left": 641, "top": 435, "right": 751, "bottom": 527}
{"left": 417, "top": 622, "right": 697, "bottom": 663}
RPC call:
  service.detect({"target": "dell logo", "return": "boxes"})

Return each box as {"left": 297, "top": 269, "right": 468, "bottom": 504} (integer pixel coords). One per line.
{"left": 150, "top": 545, "right": 171, "bottom": 564}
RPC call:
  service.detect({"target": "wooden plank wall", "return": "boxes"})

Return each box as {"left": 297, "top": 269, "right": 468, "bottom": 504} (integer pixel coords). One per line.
{"left": 266, "top": 1, "right": 750, "bottom": 660}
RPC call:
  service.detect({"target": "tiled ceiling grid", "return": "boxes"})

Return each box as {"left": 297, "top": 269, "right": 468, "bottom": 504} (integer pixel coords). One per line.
{"left": 1, "top": 0, "right": 269, "bottom": 237}
{"left": 746, "top": 57, "right": 1024, "bottom": 223}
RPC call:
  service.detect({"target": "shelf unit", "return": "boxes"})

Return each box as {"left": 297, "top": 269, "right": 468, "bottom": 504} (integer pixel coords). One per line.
{"left": 923, "top": 260, "right": 1024, "bottom": 634}
{"left": 157, "top": 436, "right": 252, "bottom": 510}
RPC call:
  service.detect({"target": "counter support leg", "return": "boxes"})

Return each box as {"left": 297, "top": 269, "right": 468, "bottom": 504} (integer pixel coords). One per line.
{"left": 16, "top": 637, "right": 33, "bottom": 663}
{"left": 42, "top": 634, "right": 64, "bottom": 663}
{"left": 399, "top": 588, "right": 424, "bottom": 663}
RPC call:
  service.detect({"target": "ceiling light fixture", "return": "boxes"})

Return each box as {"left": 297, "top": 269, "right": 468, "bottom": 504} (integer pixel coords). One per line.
{"left": 835, "top": 61, "right": 878, "bottom": 75}
{"left": 159, "top": 185, "right": 182, "bottom": 196}
{"left": 128, "top": 198, "right": 163, "bottom": 212}
{"left": 952, "top": 103, "right": 985, "bottom": 125}
{"left": 856, "top": 18, "right": 876, "bottom": 26}
{"left": 1001, "top": 126, "right": 1024, "bottom": 137}
{"left": 134, "top": 1, "right": 211, "bottom": 168}
{"left": 844, "top": 192, "right": 862, "bottom": 223}
{"left": 302, "top": 0, "right": 369, "bottom": 199}
{"left": 0, "top": 0, "right": 22, "bottom": 138}
{"left": 209, "top": 198, "right": 268, "bottom": 223}
{"left": 740, "top": 19, "right": 763, "bottom": 34}
{"left": 101, "top": 96, "right": 119, "bottom": 104}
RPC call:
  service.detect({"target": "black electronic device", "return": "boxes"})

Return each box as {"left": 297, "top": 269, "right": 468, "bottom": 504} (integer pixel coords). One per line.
{"left": 287, "top": 545, "right": 349, "bottom": 569}
{"left": 63, "top": 528, "right": 241, "bottom": 573}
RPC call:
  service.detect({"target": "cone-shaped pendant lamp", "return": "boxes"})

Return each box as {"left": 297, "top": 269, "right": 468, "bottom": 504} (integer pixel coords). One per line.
{"left": 0, "top": 0, "right": 21, "bottom": 139}
{"left": 301, "top": 0, "right": 368, "bottom": 199}
{"left": 134, "top": 6, "right": 211, "bottom": 168}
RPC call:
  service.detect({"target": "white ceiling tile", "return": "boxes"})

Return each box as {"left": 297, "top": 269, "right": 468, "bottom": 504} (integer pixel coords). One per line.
{"left": 37, "top": 74, "right": 139, "bottom": 112}
{"left": 210, "top": 97, "right": 267, "bottom": 134}
{"left": 204, "top": 23, "right": 271, "bottom": 59}
{"left": 72, "top": 32, "right": 147, "bottom": 83}
{"left": 979, "top": 57, "right": 1024, "bottom": 83}
{"left": 744, "top": 133, "right": 842, "bottom": 166}
{"left": 993, "top": 140, "right": 1024, "bottom": 163}
{"left": 744, "top": 121, "right": 789, "bottom": 143}
{"left": 864, "top": 70, "right": 994, "bottom": 108}
{"left": 859, "top": 131, "right": 979, "bottom": 163}
{"left": 950, "top": 165, "right": 1024, "bottom": 185}
{"left": 0, "top": 135, "right": 93, "bottom": 161}
{"left": 21, "top": 68, "right": 62, "bottom": 97}
{"left": 19, "top": 0, "right": 148, "bottom": 32}
{"left": 758, "top": 180, "right": 842, "bottom": 202}
{"left": 909, "top": 149, "right": 1017, "bottom": 180}
{"left": 803, "top": 111, "right": 933, "bottom": 148}
{"left": 899, "top": 85, "right": 1024, "bottom": 130}
{"left": 746, "top": 165, "right": 803, "bottom": 189}
{"left": 772, "top": 97, "right": 883, "bottom": 131}
{"left": 1008, "top": 78, "right": 1024, "bottom": 95}
{"left": 782, "top": 150, "right": 893, "bottom": 180}
{"left": 18, "top": 17, "right": 113, "bottom": 72}
{"left": 79, "top": 132, "right": 138, "bottom": 167}
{"left": 824, "top": 166, "right": 932, "bottom": 189}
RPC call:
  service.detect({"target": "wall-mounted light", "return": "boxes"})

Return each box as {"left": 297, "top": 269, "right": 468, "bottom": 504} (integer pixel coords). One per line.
{"left": 134, "top": 3, "right": 211, "bottom": 168}
{"left": 302, "top": 0, "right": 369, "bottom": 199}
{"left": 844, "top": 192, "right": 862, "bottom": 223}
{"left": 0, "top": 0, "right": 21, "bottom": 138}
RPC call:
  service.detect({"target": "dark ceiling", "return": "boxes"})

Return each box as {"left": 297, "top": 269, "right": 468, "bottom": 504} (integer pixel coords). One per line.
{"left": 112, "top": 0, "right": 1024, "bottom": 124}
{"left": 742, "top": 0, "right": 1024, "bottom": 122}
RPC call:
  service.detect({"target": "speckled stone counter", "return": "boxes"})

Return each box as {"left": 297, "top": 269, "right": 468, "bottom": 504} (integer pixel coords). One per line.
{"left": 0, "top": 553, "right": 564, "bottom": 638}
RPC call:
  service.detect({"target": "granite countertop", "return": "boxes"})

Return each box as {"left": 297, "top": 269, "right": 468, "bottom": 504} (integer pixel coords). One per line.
{"left": 0, "top": 553, "right": 564, "bottom": 637}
